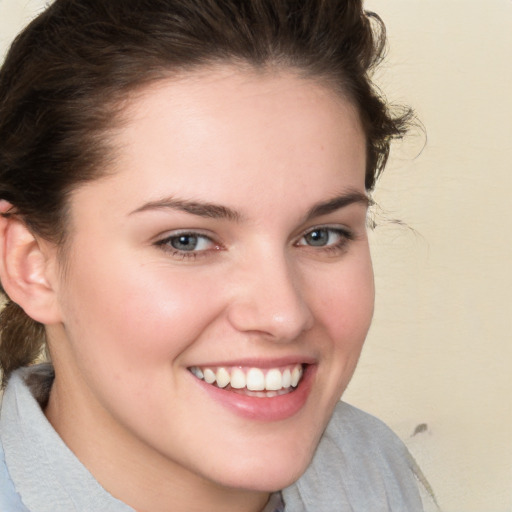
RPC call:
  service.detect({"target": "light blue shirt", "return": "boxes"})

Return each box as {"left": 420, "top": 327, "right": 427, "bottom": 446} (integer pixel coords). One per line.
{"left": 0, "top": 365, "right": 436, "bottom": 511}
{"left": 0, "top": 441, "right": 29, "bottom": 511}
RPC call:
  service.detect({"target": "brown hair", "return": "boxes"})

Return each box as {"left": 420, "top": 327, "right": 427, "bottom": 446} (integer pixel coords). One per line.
{"left": 0, "top": 0, "right": 412, "bottom": 386}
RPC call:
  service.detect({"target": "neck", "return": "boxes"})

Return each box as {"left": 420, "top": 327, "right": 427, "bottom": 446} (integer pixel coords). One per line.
{"left": 44, "top": 369, "right": 271, "bottom": 512}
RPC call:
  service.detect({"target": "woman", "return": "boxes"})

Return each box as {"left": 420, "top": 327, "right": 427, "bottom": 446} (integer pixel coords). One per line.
{"left": 0, "top": 1, "right": 436, "bottom": 510}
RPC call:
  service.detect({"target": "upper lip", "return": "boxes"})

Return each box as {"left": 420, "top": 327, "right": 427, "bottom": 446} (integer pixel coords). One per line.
{"left": 187, "top": 355, "right": 317, "bottom": 369}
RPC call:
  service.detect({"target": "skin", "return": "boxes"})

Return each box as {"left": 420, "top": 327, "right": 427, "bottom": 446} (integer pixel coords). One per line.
{"left": 42, "top": 67, "right": 375, "bottom": 512}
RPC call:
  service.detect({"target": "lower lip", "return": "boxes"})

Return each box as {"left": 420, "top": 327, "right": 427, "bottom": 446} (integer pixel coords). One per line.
{"left": 193, "top": 365, "right": 315, "bottom": 421}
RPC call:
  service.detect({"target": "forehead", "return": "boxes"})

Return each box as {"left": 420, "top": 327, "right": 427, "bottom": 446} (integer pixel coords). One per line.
{"left": 75, "top": 67, "right": 366, "bottom": 219}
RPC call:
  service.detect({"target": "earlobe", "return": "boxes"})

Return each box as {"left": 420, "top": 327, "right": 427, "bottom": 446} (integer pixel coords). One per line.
{"left": 0, "top": 200, "right": 62, "bottom": 325}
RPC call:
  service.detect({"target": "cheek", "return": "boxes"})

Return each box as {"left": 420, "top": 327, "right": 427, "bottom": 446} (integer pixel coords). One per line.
{"left": 309, "top": 255, "right": 374, "bottom": 415}
{"left": 60, "top": 255, "right": 225, "bottom": 373}
{"left": 314, "top": 254, "right": 375, "bottom": 346}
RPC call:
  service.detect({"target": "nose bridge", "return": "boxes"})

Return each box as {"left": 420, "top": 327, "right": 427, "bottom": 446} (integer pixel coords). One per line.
{"left": 227, "top": 246, "right": 313, "bottom": 340}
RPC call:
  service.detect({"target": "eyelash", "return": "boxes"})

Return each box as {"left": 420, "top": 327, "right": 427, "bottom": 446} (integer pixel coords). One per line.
{"left": 155, "top": 231, "right": 219, "bottom": 260}
{"left": 295, "top": 226, "right": 354, "bottom": 255}
{"left": 155, "top": 226, "right": 354, "bottom": 260}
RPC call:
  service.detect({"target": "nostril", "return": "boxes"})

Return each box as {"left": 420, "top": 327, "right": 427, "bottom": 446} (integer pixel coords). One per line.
{"left": 226, "top": 296, "right": 313, "bottom": 341}
{"left": 226, "top": 262, "right": 313, "bottom": 339}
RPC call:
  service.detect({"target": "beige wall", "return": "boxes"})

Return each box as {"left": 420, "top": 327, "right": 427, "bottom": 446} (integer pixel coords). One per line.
{"left": 345, "top": 1, "right": 512, "bottom": 511}
{"left": 1, "top": 1, "right": 511, "bottom": 511}
{"left": 0, "top": 0, "right": 47, "bottom": 52}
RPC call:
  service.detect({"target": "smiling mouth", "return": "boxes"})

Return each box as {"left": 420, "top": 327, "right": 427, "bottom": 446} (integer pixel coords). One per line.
{"left": 188, "top": 364, "right": 304, "bottom": 397}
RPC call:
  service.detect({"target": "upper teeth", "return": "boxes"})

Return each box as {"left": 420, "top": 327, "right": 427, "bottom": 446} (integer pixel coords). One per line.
{"left": 189, "top": 364, "right": 303, "bottom": 391}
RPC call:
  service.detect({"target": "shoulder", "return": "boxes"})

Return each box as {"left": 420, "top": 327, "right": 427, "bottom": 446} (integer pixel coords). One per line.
{"left": 282, "top": 402, "right": 427, "bottom": 512}
{"left": 0, "top": 399, "right": 30, "bottom": 512}
{"left": 325, "top": 403, "right": 440, "bottom": 511}
{"left": 320, "top": 401, "right": 421, "bottom": 485}
{"left": 325, "top": 401, "right": 411, "bottom": 454}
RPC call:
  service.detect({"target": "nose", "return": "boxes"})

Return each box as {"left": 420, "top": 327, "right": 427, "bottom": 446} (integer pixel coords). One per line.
{"left": 226, "top": 252, "right": 314, "bottom": 342}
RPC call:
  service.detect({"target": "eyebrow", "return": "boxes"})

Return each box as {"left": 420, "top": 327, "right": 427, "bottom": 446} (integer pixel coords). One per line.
{"left": 130, "top": 189, "right": 370, "bottom": 222}
{"left": 303, "top": 190, "right": 371, "bottom": 222}
{"left": 130, "top": 197, "right": 242, "bottom": 221}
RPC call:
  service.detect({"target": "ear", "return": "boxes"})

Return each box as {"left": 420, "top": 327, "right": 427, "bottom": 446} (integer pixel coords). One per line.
{"left": 0, "top": 200, "right": 62, "bottom": 325}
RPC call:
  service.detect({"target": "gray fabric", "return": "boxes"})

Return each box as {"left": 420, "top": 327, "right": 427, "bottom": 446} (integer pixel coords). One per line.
{"left": 282, "top": 403, "right": 426, "bottom": 511}
{"left": 0, "top": 365, "right": 430, "bottom": 511}
{"left": 0, "top": 366, "right": 133, "bottom": 512}
{"left": 0, "top": 441, "right": 29, "bottom": 512}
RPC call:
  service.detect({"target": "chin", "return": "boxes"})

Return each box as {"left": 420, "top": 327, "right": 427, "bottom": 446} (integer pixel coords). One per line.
{"left": 208, "top": 437, "right": 319, "bottom": 493}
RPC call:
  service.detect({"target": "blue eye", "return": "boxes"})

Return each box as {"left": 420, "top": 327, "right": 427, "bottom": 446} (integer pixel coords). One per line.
{"left": 298, "top": 227, "right": 350, "bottom": 247}
{"left": 157, "top": 232, "right": 215, "bottom": 254}
{"left": 303, "top": 229, "right": 330, "bottom": 246}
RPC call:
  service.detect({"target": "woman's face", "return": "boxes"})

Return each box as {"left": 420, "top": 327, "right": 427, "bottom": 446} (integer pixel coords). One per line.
{"left": 47, "top": 68, "right": 374, "bottom": 496}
